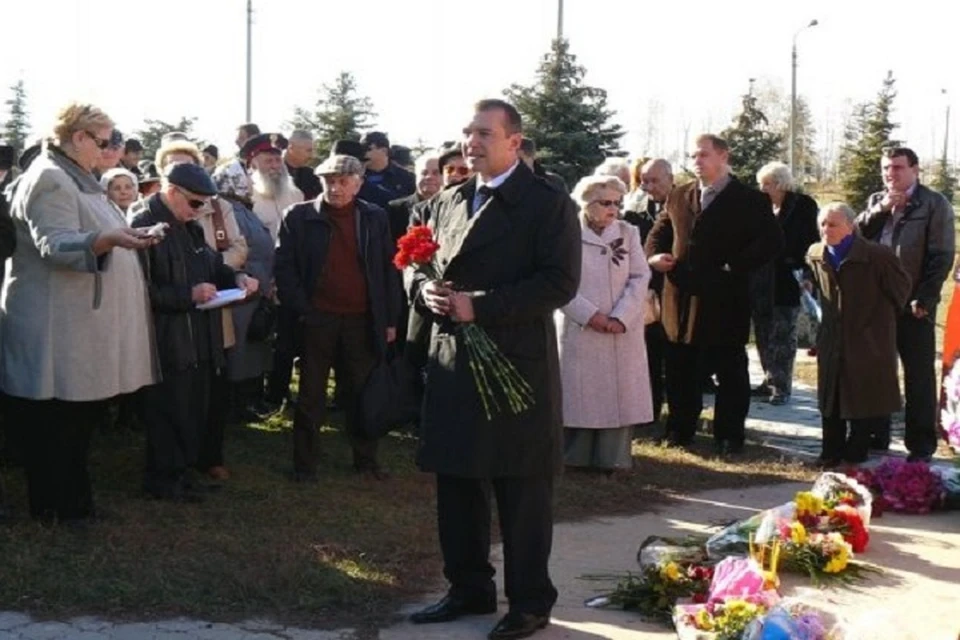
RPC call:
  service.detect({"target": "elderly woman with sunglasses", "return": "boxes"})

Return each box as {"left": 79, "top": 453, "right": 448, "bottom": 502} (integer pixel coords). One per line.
{"left": 555, "top": 175, "right": 654, "bottom": 473}
{"left": 0, "top": 102, "right": 160, "bottom": 526}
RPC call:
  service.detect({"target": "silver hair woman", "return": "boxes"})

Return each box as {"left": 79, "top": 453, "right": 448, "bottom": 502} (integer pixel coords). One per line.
{"left": 556, "top": 174, "right": 653, "bottom": 472}
{"left": 750, "top": 160, "right": 821, "bottom": 406}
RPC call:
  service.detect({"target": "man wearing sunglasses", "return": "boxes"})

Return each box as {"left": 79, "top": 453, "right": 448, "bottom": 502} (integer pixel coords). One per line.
{"left": 131, "top": 162, "right": 259, "bottom": 502}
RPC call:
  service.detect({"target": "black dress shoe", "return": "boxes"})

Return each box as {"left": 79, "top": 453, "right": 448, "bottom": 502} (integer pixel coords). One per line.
{"left": 410, "top": 595, "right": 497, "bottom": 624}
{"left": 751, "top": 384, "right": 771, "bottom": 397}
{"left": 906, "top": 453, "right": 933, "bottom": 463}
{"left": 713, "top": 440, "right": 727, "bottom": 456}
{"left": 488, "top": 612, "right": 549, "bottom": 640}
{"left": 725, "top": 441, "right": 745, "bottom": 455}
{"left": 814, "top": 456, "right": 843, "bottom": 469}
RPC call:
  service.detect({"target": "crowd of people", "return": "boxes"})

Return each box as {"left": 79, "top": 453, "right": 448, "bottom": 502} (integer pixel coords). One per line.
{"left": 0, "top": 95, "right": 956, "bottom": 639}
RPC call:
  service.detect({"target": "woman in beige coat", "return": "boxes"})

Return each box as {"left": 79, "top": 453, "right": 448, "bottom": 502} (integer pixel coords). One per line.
{"left": 556, "top": 175, "right": 653, "bottom": 471}
{"left": 0, "top": 102, "right": 160, "bottom": 525}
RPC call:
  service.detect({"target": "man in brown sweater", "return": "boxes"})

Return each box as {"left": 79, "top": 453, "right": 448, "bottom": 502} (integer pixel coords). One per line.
{"left": 274, "top": 155, "right": 400, "bottom": 482}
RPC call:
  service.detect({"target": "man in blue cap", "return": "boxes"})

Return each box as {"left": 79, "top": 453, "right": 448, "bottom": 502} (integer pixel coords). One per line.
{"left": 132, "top": 163, "right": 259, "bottom": 502}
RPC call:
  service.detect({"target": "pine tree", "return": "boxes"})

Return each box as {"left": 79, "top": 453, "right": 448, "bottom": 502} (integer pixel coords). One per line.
{"left": 133, "top": 117, "right": 197, "bottom": 160}
{"left": 838, "top": 71, "right": 901, "bottom": 210}
{"left": 720, "top": 91, "right": 783, "bottom": 187}
{"left": 504, "top": 38, "right": 624, "bottom": 187}
{"left": 290, "top": 72, "right": 377, "bottom": 159}
{"left": 929, "top": 156, "right": 957, "bottom": 203}
{"left": 2, "top": 80, "right": 30, "bottom": 158}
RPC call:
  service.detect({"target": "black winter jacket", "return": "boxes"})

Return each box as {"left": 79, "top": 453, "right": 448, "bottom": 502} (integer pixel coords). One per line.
{"left": 131, "top": 195, "right": 240, "bottom": 373}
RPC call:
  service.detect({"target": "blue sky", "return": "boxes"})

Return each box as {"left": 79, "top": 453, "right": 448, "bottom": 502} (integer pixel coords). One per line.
{"left": 2, "top": 0, "right": 956, "bottom": 167}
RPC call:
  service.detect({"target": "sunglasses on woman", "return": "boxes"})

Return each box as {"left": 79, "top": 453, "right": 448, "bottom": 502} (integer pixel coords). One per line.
{"left": 443, "top": 165, "right": 470, "bottom": 176}
{"left": 591, "top": 199, "right": 623, "bottom": 209}
{"left": 85, "top": 131, "right": 111, "bottom": 150}
{"left": 175, "top": 186, "right": 207, "bottom": 210}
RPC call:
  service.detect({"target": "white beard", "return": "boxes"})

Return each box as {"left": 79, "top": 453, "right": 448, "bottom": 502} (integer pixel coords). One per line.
{"left": 252, "top": 167, "right": 294, "bottom": 200}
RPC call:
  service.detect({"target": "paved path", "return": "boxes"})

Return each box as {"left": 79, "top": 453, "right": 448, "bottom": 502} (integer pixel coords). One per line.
{"left": 1, "top": 349, "right": 955, "bottom": 639}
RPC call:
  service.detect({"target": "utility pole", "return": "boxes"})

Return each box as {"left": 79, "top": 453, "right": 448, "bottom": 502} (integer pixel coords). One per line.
{"left": 942, "top": 90, "right": 951, "bottom": 165}
{"left": 557, "top": 0, "right": 564, "bottom": 39}
{"left": 790, "top": 19, "right": 818, "bottom": 176}
{"left": 245, "top": 0, "right": 253, "bottom": 122}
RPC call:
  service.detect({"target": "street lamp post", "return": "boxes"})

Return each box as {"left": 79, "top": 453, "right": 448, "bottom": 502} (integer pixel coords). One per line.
{"left": 557, "top": 0, "right": 564, "bottom": 39}
{"left": 246, "top": 0, "right": 253, "bottom": 122}
{"left": 790, "top": 19, "right": 818, "bottom": 177}
{"left": 942, "top": 89, "right": 951, "bottom": 165}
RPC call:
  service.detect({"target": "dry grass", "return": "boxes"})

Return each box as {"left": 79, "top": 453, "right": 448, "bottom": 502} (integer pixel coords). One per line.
{"left": 0, "top": 409, "right": 813, "bottom": 630}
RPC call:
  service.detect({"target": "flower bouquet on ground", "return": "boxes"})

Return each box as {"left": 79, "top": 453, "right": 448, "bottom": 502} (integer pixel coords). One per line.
{"left": 673, "top": 557, "right": 780, "bottom": 640}
{"left": 743, "top": 601, "right": 838, "bottom": 640}
{"left": 394, "top": 225, "right": 534, "bottom": 420}
{"left": 584, "top": 536, "right": 715, "bottom": 623}
{"left": 868, "top": 458, "right": 945, "bottom": 514}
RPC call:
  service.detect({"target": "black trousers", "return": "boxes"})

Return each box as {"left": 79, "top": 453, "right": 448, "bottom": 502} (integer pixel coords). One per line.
{"left": 822, "top": 386, "right": 886, "bottom": 463}
{"left": 267, "top": 305, "right": 303, "bottom": 404}
{"left": 878, "top": 314, "right": 938, "bottom": 457}
{"left": 5, "top": 396, "right": 106, "bottom": 521}
{"left": 141, "top": 364, "right": 212, "bottom": 496}
{"left": 293, "top": 312, "right": 379, "bottom": 474}
{"left": 436, "top": 474, "right": 558, "bottom": 616}
{"left": 645, "top": 322, "right": 666, "bottom": 423}
{"left": 664, "top": 342, "right": 750, "bottom": 445}
{"left": 197, "top": 367, "right": 229, "bottom": 470}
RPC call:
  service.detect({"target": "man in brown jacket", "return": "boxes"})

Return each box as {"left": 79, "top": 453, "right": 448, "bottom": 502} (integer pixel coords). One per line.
{"left": 646, "top": 134, "right": 783, "bottom": 454}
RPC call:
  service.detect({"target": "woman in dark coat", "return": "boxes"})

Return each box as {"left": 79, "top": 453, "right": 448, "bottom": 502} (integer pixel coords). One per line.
{"left": 806, "top": 202, "right": 911, "bottom": 466}
{"left": 752, "top": 162, "right": 820, "bottom": 405}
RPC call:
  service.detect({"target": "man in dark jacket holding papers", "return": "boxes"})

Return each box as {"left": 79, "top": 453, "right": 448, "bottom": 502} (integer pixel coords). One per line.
{"left": 132, "top": 163, "right": 258, "bottom": 502}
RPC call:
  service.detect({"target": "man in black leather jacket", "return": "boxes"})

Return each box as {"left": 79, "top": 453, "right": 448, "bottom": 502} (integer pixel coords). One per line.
{"left": 131, "top": 163, "right": 258, "bottom": 502}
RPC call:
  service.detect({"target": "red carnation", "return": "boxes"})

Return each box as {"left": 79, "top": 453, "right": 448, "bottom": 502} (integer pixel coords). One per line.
{"left": 394, "top": 225, "right": 440, "bottom": 271}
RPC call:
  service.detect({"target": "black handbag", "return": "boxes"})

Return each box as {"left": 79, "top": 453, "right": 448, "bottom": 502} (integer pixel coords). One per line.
{"left": 247, "top": 296, "right": 278, "bottom": 342}
{"left": 358, "top": 354, "right": 418, "bottom": 439}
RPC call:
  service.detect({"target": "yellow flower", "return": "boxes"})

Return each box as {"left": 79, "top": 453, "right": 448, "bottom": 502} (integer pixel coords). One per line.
{"left": 659, "top": 561, "right": 681, "bottom": 582}
{"left": 795, "top": 491, "right": 824, "bottom": 516}
{"left": 823, "top": 542, "right": 850, "bottom": 573}
{"left": 694, "top": 608, "right": 714, "bottom": 630}
{"left": 789, "top": 521, "right": 808, "bottom": 544}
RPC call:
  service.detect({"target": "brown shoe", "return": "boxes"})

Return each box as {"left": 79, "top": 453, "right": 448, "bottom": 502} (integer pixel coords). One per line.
{"left": 207, "top": 466, "right": 230, "bottom": 481}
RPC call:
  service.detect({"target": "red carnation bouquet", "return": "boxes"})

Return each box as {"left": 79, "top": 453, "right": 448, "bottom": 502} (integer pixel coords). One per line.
{"left": 394, "top": 225, "right": 535, "bottom": 420}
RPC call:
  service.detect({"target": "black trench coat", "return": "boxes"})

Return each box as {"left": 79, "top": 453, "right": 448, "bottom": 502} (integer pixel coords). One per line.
{"left": 408, "top": 161, "right": 581, "bottom": 478}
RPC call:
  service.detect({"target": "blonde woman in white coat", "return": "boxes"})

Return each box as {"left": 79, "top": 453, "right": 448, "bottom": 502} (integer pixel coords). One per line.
{"left": 556, "top": 175, "right": 653, "bottom": 471}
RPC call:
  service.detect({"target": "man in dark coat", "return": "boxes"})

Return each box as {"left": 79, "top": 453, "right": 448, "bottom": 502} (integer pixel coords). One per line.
{"left": 358, "top": 131, "right": 416, "bottom": 208}
{"left": 274, "top": 154, "right": 400, "bottom": 482}
{"left": 645, "top": 134, "right": 783, "bottom": 454}
{"left": 407, "top": 99, "right": 581, "bottom": 640}
{"left": 131, "top": 163, "right": 259, "bottom": 502}
{"left": 518, "top": 137, "right": 568, "bottom": 193}
{"left": 386, "top": 151, "right": 442, "bottom": 356}
{"left": 285, "top": 129, "right": 322, "bottom": 200}
{"left": 855, "top": 147, "right": 956, "bottom": 461}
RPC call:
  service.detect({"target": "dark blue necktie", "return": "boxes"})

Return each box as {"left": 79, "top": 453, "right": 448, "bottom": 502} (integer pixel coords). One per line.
{"left": 471, "top": 185, "right": 494, "bottom": 218}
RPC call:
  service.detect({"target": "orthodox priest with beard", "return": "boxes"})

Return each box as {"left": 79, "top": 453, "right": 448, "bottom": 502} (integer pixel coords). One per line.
{"left": 241, "top": 133, "right": 305, "bottom": 243}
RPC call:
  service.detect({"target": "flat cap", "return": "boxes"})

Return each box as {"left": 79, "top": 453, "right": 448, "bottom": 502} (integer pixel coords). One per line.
{"left": 240, "top": 133, "right": 288, "bottom": 163}
{"left": 315, "top": 154, "right": 364, "bottom": 177}
{"left": 164, "top": 161, "right": 217, "bottom": 196}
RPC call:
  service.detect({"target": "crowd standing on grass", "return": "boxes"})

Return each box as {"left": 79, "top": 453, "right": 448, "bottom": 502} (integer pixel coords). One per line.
{"left": 0, "top": 95, "right": 956, "bottom": 639}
